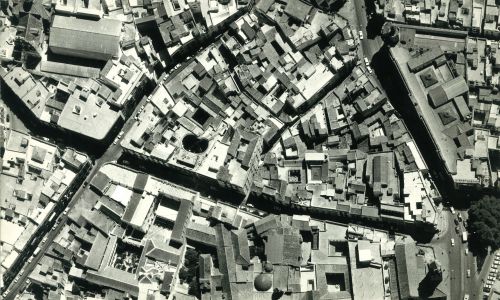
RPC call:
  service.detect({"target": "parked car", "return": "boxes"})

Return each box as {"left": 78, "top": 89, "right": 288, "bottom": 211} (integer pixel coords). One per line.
{"left": 450, "top": 207, "right": 455, "bottom": 214}
{"left": 451, "top": 238, "right": 455, "bottom": 246}
{"left": 359, "top": 30, "right": 364, "bottom": 40}
{"left": 467, "top": 269, "right": 471, "bottom": 278}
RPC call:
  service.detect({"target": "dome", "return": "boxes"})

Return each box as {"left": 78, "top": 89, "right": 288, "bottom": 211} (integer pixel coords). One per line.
{"left": 254, "top": 273, "right": 272, "bottom": 291}
{"left": 263, "top": 262, "right": 273, "bottom": 273}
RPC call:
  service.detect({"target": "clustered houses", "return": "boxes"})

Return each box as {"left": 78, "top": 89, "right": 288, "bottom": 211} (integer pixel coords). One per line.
{"left": 121, "top": 10, "right": 359, "bottom": 197}
{"left": 22, "top": 162, "right": 448, "bottom": 300}
{"left": 1, "top": 57, "right": 150, "bottom": 143}
{"left": 22, "top": 163, "right": 263, "bottom": 299}
{"left": 0, "top": 128, "right": 90, "bottom": 284}
{"left": 389, "top": 27, "right": 500, "bottom": 191}
{"left": 0, "top": 0, "right": 474, "bottom": 296}
{"left": 252, "top": 63, "right": 442, "bottom": 233}
{"left": 375, "top": 0, "right": 500, "bottom": 38}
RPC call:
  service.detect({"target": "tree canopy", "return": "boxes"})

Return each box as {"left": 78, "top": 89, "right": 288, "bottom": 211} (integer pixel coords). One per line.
{"left": 467, "top": 195, "right": 500, "bottom": 249}
{"left": 178, "top": 248, "right": 201, "bottom": 297}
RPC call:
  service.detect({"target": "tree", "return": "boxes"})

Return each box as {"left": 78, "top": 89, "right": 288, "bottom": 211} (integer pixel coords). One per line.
{"left": 467, "top": 195, "right": 500, "bottom": 250}
{"left": 184, "top": 248, "right": 200, "bottom": 269}
{"left": 178, "top": 267, "right": 189, "bottom": 283}
{"left": 380, "top": 22, "right": 399, "bottom": 46}
{"left": 188, "top": 278, "right": 201, "bottom": 297}
{"left": 272, "top": 288, "right": 284, "bottom": 300}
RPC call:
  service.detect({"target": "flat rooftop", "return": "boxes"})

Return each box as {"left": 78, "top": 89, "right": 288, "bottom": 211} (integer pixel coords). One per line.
{"left": 390, "top": 47, "right": 458, "bottom": 174}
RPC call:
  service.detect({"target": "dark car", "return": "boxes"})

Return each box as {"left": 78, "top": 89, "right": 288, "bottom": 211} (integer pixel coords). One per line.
{"left": 454, "top": 219, "right": 459, "bottom": 225}
{"left": 455, "top": 226, "right": 460, "bottom": 234}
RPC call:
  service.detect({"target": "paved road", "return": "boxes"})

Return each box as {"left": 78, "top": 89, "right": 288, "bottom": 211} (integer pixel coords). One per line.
{"left": 430, "top": 209, "right": 459, "bottom": 298}
{"left": 430, "top": 208, "right": 480, "bottom": 300}
{"left": 2, "top": 93, "right": 150, "bottom": 300}
{"left": 0, "top": 98, "right": 29, "bottom": 133}
{"left": 352, "top": 0, "right": 383, "bottom": 60}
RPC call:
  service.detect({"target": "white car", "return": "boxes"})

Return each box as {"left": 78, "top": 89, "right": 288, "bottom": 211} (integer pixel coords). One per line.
{"left": 450, "top": 207, "right": 455, "bottom": 214}
{"left": 463, "top": 294, "right": 469, "bottom": 300}
{"left": 364, "top": 57, "right": 370, "bottom": 65}
{"left": 451, "top": 238, "right": 455, "bottom": 246}
{"left": 367, "top": 66, "right": 373, "bottom": 74}
{"left": 465, "top": 248, "right": 469, "bottom": 255}
{"left": 359, "top": 30, "right": 364, "bottom": 40}
{"left": 467, "top": 269, "right": 470, "bottom": 277}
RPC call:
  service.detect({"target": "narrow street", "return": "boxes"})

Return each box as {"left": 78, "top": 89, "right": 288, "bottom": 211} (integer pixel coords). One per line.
{"left": 1, "top": 90, "right": 151, "bottom": 299}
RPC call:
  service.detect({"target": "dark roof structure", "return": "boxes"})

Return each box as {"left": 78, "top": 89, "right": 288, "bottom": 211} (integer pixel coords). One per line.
{"left": 90, "top": 172, "right": 111, "bottom": 195}
{"left": 231, "top": 229, "right": 251, "bottom": 266}
{"left": 407, "top": 48, "right": 444, "bottom": 72}
{"left": 169, "top": 198, "right": 193, "bottom": 247}
{"left": 12, "top": 0, "right": 51, "bottom": 21}
{"left": 49, "top": 16, "right": 122, "bottom": 61}
{"left": 121, "top": 192, "right": 142, "bottom": 223}
{"left": 372, "top": 155, "right": 388, "bottom": 186}
{"left": 428, "top": 76, "right": 468, "bottom": 108}
{"left": 284, "top": 0, "right": 312, "bottom": 23}
{"left": 395, "top": 242, "right": 419, "bottom": 299}
{"left": 84, "top": 233, "right": 109, "bottom": 271}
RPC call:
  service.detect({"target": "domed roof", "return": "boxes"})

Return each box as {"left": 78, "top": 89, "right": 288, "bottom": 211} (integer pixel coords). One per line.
{"left": 254, "top": 273, "right": 272, "bottom": 291}
{"left": 263, "top": 262, "right": 273, "bottom": 273}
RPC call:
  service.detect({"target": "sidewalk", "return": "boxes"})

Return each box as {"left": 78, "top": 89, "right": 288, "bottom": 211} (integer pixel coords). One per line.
{"left": 432, "top": 204, "right": 449, "bottom": 241}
